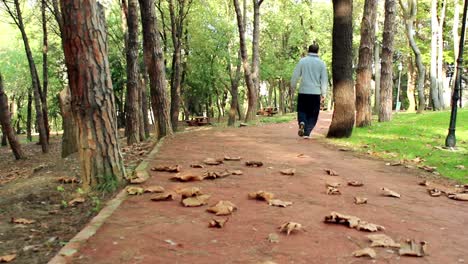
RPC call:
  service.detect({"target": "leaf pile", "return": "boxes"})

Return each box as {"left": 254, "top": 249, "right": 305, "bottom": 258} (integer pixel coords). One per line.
{"left": 324, "top": 212, "right": 385, "bottom": 232}
{"left": 151, "top": 165, "right": 181, "bottom": 173}
{"left": 207, "top": 201, "right": 237, "bottom": 215}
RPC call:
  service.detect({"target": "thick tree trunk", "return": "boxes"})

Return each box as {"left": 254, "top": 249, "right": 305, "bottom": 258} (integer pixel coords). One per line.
{"left": 430, "top": 0, "right": 441, "bottom": 110}
{"left": 26, "top": 88, "right": 32, "bottom": 141}
{"left": 406, "top": 57, "right": 416, "bottom": 112}
{"left": 139, "top": 0, "right": 173, "bottom": 138}
{"left": 327, "top": 0, "right": 355, "bottom": 138}
{"left": 61, "top": 0, "right": 125, "bottom": 190}
{"left": 41, "top": 0, "right": 50, "bottom": 143}
{"left": 373, "top": 41, "right": 381, "bottom": 114}
{"left": 251, "top": 0, "right": 263, "bottom": 116}
{"left": 125, "top": 0, "right": 141, "bottom": 145}
{"left": 228, "top": 50, "right": 242, "bottom": 127}
{"left": 437, "top": 0, "right": 447, "bottom": 108}
{"left": 58, "top": 87, "right": 78, "bottom": 158}
{"left": 355, "top": 0, "right": 377, "bottom": 127}
{"left": 0, "top": 73, "right": 25, "bottom": 159}
{"left": 378, "top": 0, "right": 396, "bottom": 122}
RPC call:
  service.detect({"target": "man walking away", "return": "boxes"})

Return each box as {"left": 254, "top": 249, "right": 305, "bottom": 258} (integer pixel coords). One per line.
{"left": 290, "top": 42, "right": 328, "bottom": 139}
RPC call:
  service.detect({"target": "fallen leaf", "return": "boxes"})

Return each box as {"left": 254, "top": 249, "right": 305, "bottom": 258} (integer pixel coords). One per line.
{"left": 324, "top": 212, "right": 384, "bottom": 232}
{"left": 151, "top": 165, "right": 181, "bottom": 173}
{"left": 324, "top": 169, "right": 339, "bottom": 176}
{"left": 296, "top": 153, "right": 310, "bottom": 158}
{"left": 230, "top": 170, "right": 243, "bottom": 175}
{"left": 386, "top": 162, "right": 402, "bottom": 166}
{"left": 326, "top": 182, "right": 341, "bottom": 188}
{"left": 356, "top": 221, "right": 386, "bottom": 232}
{"left": 280, "top": 168, "right": 296, "bottom": 175}
{"left": 127, "top": 186, "right": 144, "bottom": 195}
{"left": 144, "top": 185, "right": 165, "bottom": 193}
{"left": 0, "top": 254, "right": 16, "bottom": 262}
{"left": 427, "top": 188, "right": 442, "bottom": 197}
{"left": 248, "top": 191, "right": 275, "bottom": 201}
{"left": 239, "top": 123, "right": 248, "bottom": 127}
{"left": 203, "top": 158, "right": 223, "bottom": 165}
{"left": 418, "top": 180, "right": 430, "bottom": 186}
{"left": 382, "top": 187, "right": 401, "bottom": 198}
{"left": 455, "top": 165, "right": 466, "bottom": 170}
{"left": 190, "top": 164, "right": 204, "bottom": 168}
{"left": 348, "top": 181, "right": 364, "bottom": 187}
{"left": 129, "top": 174, "right": 147, "bottom": 184}
{"left": 245, "top": 161, "right": 263, "bottom": 167}
{"left": 171, "top": 173, "right": 204, "bottom": 182}
{"left": 411, "top": 157, "right": 424, "bottom": 163}
{"left": 207, "top": 201, "right": 237, "bottom": 216}
{"left": 56, "top": 177, "right": 79, "bottom": 184}
{"left": 224, "top": 156, "right": 241, "bottom": 161}
{"left": 399, "top": 239, "right": 427, "bottom": 257}
{"left": 181, "top": 195, "right": 211, "bottom": 207}
{"left": 267, "top": 233, "right": 279, "bottom": 243}
{"left": 367, "top": 234, "right": 400, "bottom": 248}
{"left": 418, "top": 165, "right": 437, "bottom": 173}
{"left": 176, "top": 187, "right": 202, "bottom": 198}
{"left": 278, "top": 222, "right": 304, "bottom": 235}
{"left": 352, "top": 248, "right": 376, "bottom": 259}
{"left": 203, "top": 170, "right": 231, "bottom": 180}
{"left": 354, "top": 197, "right": 368, "bottom": 204}
{"left": 448, "top": 193, "right": 468, "bottom": 201}
{"left": 268, "top": 199, "right": 292, "bottom": 207}
{"left": 11, "top": 218, "right": 35, "bottom": 225}
{"left": 208, "top": 218, "right": 228, "bottom": 228}
{"left": 150, "top": 192, "right": 174, "bottom": 201}
{"left": 68, "top": 197, "right": 85, "bottom": 206}
{"left": 326, "top": 187, "right": 341, "bottom": 195}
{"left": 164, "top": 239, "right": 178, "bottom": 246}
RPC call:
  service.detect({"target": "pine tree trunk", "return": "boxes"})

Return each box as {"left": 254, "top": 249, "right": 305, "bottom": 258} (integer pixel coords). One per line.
{"left": 61, "top": 0, "right": 125, "bottom": 190}
{"left": 327, "top": 0, "right": 355, "bottom": 138}
{"left": 140, "top": 65, "right": 151, "bottom": 138}
{"left": 378, "top": 0, "right": 396, "bottom": 122}
{"left": 139, "top": 0, "right": 173, "bottom": 138}
{"left": 430, "top": 0, "right": 441, "bottom": 110}
{"left": 26, "top": 88, "right": 32, "bottom": 141}
{"left": 0, "top": 73, "right": 25, "bottom": 159}
{"left": 41, "top": 0, "right": 50, "bottom": 143}
{"left": 125, "top": 0, "right": 141, "bottom": 145}
{"left": 58, "top": 87, "right": 78, "bottom": 158}
{"left": 355, "top": 0, "right": 377, "bottom": 127}
{"left": 406, "top": 57, "right": 416, "bottom": 112}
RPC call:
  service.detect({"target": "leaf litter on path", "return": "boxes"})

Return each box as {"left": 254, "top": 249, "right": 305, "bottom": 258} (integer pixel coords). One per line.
{"left": 354, "top": 197, "right": 368, "bottom": 204}
{"left": 348, "top": 181, "right": 364, "bottom": 187}
{"left": 448, "top": 193, "right": 468, "bottom": 201}
{"left": 248, "top": 191, "right": 275, "bottom": 201}
{"left": 127, "top": 186, "right": 144, "bottom": 195}
{"left": 324, "top": 212, "right": 385, "bottom": 232}
{"left": 11, "top": 218, "right": 35, "bottom": 225}
{"left": 176, "top": 187, "right": 202, "bottom": 198}
{"left": 326, "top": 182, "right": 341, "bottom": 188}
{"left": 280, "top": 168, "right": 296, "bottom": 175}
{"left": 203, "top": 170, "right": 231, "bottom": 180}
{"left": 268, "top": 199, "right": 292, "bottom": 207}
{"left": 56, "top": 177, "right": 79, "bottom": 184}
{"left": 245, "top": 161, "right": 263, "bottom": 167}
{"left": 399, "top": 239, "right": 427, "bottom": 257}
{"left": 207, "top": 201, "right": 237, "bottom": 215}
{"left": 151, "top": 165, "right": 181, "bottom": 173}
{"left": 224, "top": 156, "right": 241, "bottom": 161}
{"left": 352, "top": 248, "right": 376, "bottom": 259}
{"left": 190, "top": 164, "right": 204, "bottom": 168}
{"left": 150, "top": 192, "right": 175, "bottom": 201}
{"left": 0, "top": 254, "right": 16, "bottom": 262}
{"left": 382, "top": 187, "right": 401, "bottom": 198}
{"left": 427, "top": 188, "right": 442, "bottom": 197}
{"left": 367, "top": 234, "right": 400, "bottom": 248}
{"left": 230, "top": 169, "right": 243, "bottom": 175}
{"left": 171, "top": 173, "right": 204, "bottom": 182}
{"left": 144, "top": 185, "right": 165, "bottom": 193}
{"left": 267, "top": 233, "right": 279, "bottom": 243}
{"left": 208, "top": 218, "right": 228, "bottom": 228}
{"left": 326, "top": 187, "right": 341, "bottom": 195}
{"left": 203, "top": 158, "right": 224, "bottom": 165}
{"left": 68, "top": 197, "right": 85, "bottom": 206}
{"left": 181, "top": 195, "right": 211, "bottom": 207}
{"left": 324, "top": 169, "right": 339, "bottom": 176}
{"left": 278, "top": 222, "right": 304, "bottom": 235}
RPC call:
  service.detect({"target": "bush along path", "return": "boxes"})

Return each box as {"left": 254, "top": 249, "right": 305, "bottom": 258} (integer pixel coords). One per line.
{"left": 66, "top": 116, "right": 468, "bottom": 264}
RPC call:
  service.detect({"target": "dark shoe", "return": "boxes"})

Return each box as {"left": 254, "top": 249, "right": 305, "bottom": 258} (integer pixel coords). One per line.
{"left": 298, "top": 122, "right": 305, "bottom": 137}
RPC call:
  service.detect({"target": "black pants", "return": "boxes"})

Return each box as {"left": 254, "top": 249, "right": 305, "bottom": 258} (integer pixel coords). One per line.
{"left": 297, "top": 94, "right": 321, "bottom": 136}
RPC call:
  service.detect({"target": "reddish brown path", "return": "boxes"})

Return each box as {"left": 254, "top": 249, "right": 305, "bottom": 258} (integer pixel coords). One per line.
{"left": 74, "top": 114, "right": 468, "bottom": 264}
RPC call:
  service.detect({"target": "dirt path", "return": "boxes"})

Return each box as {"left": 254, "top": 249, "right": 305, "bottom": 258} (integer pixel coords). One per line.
{"left": 73, "top": 114, "right": 468, "bottom": 264}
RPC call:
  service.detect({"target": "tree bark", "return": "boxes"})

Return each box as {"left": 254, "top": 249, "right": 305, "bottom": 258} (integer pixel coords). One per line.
{"left": 58, "top": 87, "right": 78, "bottom": 158}
{"left": 378, "top": 0, "right": 396, "bottom": 122}
{"left": 61, "top": 0, "right": 125, "bottom": 191}
{"left": 373, "top": 41, "right": 381, "bottom": 114}
{"left": 430, "top": 0, "right": 441, "bottom": 110}
{"left": 406, "top": 56, "right": 416, "bottom": 112}
{"left": 228, "top": 49, "right": 242, "bottom": 126}
{"left": 26, "top": 87, "right": 32, "bottom": 141}
{"left": 355, "top": 0, "right": 377, "bottom": 127}
{"left": 437, "top": 0, "right": 447, "bottom": 108}
{"left": 327, "top": 0, "right": 355, "bottom": 138}
{"left": 140, "top": 64, "right": 151, "bottom": 138}
{"left": 0, "top": 73, "right": 25, "bottom": 159}
{"left": 139, "top": 0, "right": 173, "bottom": 138}
{"left": 251, "top": 0, "right": 263, "bottom": 116}
{"left": 41, "top": 0, "right": 51, "bottom": 142}
{"left": 125, "top": 0, "right": 141, "bottom": 145}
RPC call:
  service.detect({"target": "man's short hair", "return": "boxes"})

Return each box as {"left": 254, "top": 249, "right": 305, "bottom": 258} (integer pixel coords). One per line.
{"left": 308, "top": 42, "right": 319, "bottom": 53}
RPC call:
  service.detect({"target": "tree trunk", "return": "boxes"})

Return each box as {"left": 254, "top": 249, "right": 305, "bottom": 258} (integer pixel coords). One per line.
{"left": 228, "top": 50, "right": 242, "bottom": 126}
{"left": 0, "top": 73, "right": 25, "bottom": 159}
{"left": 61, "top": 0, "right": 125, "bottom": 191}
{"left": 430, "top": 0, "right": 441, "bottom": 110}
{"left": 373, "top": 41, "right": 381, "bottom": 114}
{"left": 41, "top": 0, "right": 51, "bottom": 143}
{"left": 138, "top": 77, "right": 146, "bottom": 141}
{"left": 140, "top": 64, "right": 151, "bottom": 138}
{"left": 251, "top": 0, "right": 263, "bottom": 117}
{"left": 452, "top": 0, "right": 460, "bottom": 92}
{"left": 26, "top": 87, "right": 32, "bottom": 141}
{"left": 139, "top": 0, "right": 173, "bottom": 138}
{"left": 406, "top": 56, "right": 416, "bottom": 112}
{"left": 437, "top": 0, "right": 447, "bottom": 108}
{"left": 58, "top": 87, "right": 78, "bottom": 158}
{"left": 327, "top": 0, "right": 355, "bottom": 138}
{"left": 378, "top": 0, "right": 396, "bottom": 122}
{"left": 355, "top": 0, "right": 377, "bottom": 127}
{"left": 125, "top": 0, "right": 141, "bottom": 145}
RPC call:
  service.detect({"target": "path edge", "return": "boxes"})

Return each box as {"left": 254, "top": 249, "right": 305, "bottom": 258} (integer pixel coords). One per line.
{"left": 48, "top": 137, "right": 166, "bottom": 264}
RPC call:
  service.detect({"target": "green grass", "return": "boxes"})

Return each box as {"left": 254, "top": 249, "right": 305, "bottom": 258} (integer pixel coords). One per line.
{"left": 257, "top": 113, "right": 296, "bottom": 124}
{"left": 331, "top": 110, "right": 468, "bottom": 183}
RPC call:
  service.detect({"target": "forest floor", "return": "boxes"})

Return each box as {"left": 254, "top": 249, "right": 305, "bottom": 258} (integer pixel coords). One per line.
{"left": 68, "top": 112, "right": 468, "bottom": 264}
{"left": 0, "top": 133, "right": 157, "bottom": 264}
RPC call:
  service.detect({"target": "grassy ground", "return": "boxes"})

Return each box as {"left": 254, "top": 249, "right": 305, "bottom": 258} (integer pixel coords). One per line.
{"left": 331, "top": 110, "right": 468, "bottom": 183}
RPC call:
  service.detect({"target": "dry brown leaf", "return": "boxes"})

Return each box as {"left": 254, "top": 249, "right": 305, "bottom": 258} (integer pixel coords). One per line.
{"left": 326, "top": 182, "right": 341, "bottom": 188}
{"left": 367, "top": 234, "right": 401, "bottom": 248}
{"left": 248, "top": 191, "right": 275, "bottom": 201}
{"left": 230, "top": 170, "right": 243, "bottom": 175}
{"left": 348, "top": 181, "right": 364, "bottom": 187}
{"left": 171, "top": 173, "right": 204, "bottom": 182}
{"left": 0, "top": 254, "right": 16, "bottom": 262}
{"left": 245, "top": 161, "right": 264, "bottom": 167}
{"left": 356, "top": 221, "right": 386, "bottom": 232}
{"left": 326, "top": 187, "right": 341, "bottom": 195}
{"left": 418, "top": 165, "right": 437, "bottom": 173}
{"left": 267, "top": 233, "right": 279, "bottom": 243}
{"left": 427, "top": 188, "right": 442, "bottom": 197}
{"left": 129, "top": 174, "right": 147, "bottom": 184}
{"left": 278, "top": 222, "right": 304, "bottom": 235}
{"left": 399, "top": 240, "right": 427, "bottom": 257}
{"left": 151, "top": 165, "right": 181, "bottom": 173}
{"left": 150, "top": 192, "right": 174, "bottom": 201}
{"left": 56, "top": 177, "right": 79, "bottom": 184}
{"left": 144, "top": 185, "right": 165, "bottom": 193}
{"left": 324, "top": 169, "right": 339, "bottom": 176}
{"left": 324, "top": 212, "right": 384, "bottom": 232}
{"left": 190, "top": 164, "right": 204, "bottom": 168}
{"left": 207, "top": 200, "right": 237, "bottom": 215}
{"left": 296, "top": 153, "right": 310, "bottom": 158}
{"left": 127, "top": 186, "right": 144, "bottom": 195}
{"left": 176, "top": 187, "right": 202, "bottom": 198}
{"left": 224, "top": 156, "right": 241, "bottom": 161}
{"left": 68, "top": 197, "right": 85, "bottom": 206}
{"left": 354, "top": 197, "right": 368, "bottom": 204}
{"left": 11, "top": 218, "right": 35, "bottom": 225}
{"left": 208, "top": 218, "right": 228, "bottom": 228}
{"left": 280, "top": 168, "right": 296, "bottom": 175}
{"left": 419, "top": 180, "right": 430, "bottom": 186}
{"left": 411, "top": 157, "right": 425, "bottom": 163}
{"left": 448, "top": 193, "right": 468, "bottom": 201}
{"left": 181, "top": 194, "right": 211, "bottom": 207}
{"left": 382, "top": 187, "right": 401, "bottom": 198}
{"left": 203, "top": 170, "right": 231, "bottom": 180}
{"left": 203, "top": 158, "right": 223, "bottom": 165}
{"left": 268, "top": 199, "right": 292, "bottom": 207}
{"left": 352, "top": 248, "right": 376, "bottom": 259}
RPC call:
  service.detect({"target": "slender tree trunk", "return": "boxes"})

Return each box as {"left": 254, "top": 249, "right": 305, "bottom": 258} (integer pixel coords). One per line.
{"left": 437, "top": 0, "right": 447, "bottom": 108}
{"left": 0, "top": 73, "right": 25, "bottom": 159}
{"left": 328, "top": 0, "right": 355, "bottom": 138}
{"left": 251, "top": 0, "right": 263, "bottom": 117}
{"left": 61, "top": 0, "right": 125, "bottom": 190}
{"left": 58, "top": 87, "right": 78, "bottom": 158}
{"left": 407, "top": 56, "right": 416, "bottom": 112}
{"left": 373, "top": 41, "right": 381, "bottom": 114}
{"left": 139, "top": 0, "right": 173, "bottom": 138}
{"left": 378, "top": 0, "right": 396, "bottom": 122}
{"left": 138, "top": 77, "right": 146, "bottom": 141}
{"left": 26, "top": 88, "right": 32, "bottom": 141}
{"left": 356, "top": 0, "right": 377, "bottom": 127}
{"left": 140, "top": 64, "right": 151, "bottom": 138}
{"left": 41, "top": 0, "right": 50, "bottom": 142}
{"left": 430, "top": 0, "right": 441, "bottom": 110}
{"left": 452, "top": 0, "right": 460, "bottom": 93}
{"left": 125, "top": 0, "right": 141, "bottom": 145}
{"left": 228, "top": 50, "right": 242, "bottom": 126}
